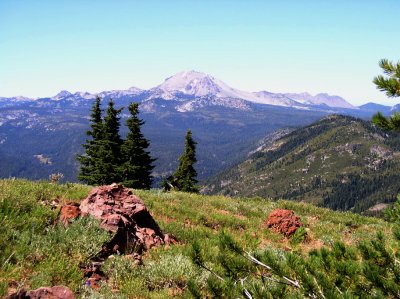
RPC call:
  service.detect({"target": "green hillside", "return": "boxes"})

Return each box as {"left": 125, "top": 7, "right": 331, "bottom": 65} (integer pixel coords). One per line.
{"left": 0, "top": 179, "right": 398, "bottom": 298}
{"left": 205, "top": 115, "right": 400, "bottom": 214}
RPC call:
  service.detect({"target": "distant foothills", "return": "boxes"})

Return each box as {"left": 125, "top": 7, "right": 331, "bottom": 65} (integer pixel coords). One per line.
{"left": 0, "top": 71, "right": 399, "bottom": 187}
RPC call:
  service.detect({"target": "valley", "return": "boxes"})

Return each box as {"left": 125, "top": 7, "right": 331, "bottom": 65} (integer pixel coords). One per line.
{"left": 0, "top": 71, "right": 397, "bottom": 185}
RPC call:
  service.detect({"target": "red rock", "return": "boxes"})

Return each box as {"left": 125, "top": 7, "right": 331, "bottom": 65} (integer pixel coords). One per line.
{"left": 265, "top": 209, "right": 302, "bottom": 237}
{"left": 6, "top": 286, "right": 74, "bottom": 299}
{"left": 59, "top": 204, "right": 80, "bottom": 225}
{"left": 78, "top": 183, "right": 175, "bottom": 250}
{"left": 58, "top": 184, "right": 176, "bottom": 287}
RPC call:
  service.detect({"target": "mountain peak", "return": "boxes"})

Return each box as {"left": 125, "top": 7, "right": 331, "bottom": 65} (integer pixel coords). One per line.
{"left": 53, "top": 90, "right": 72, "bottom": 100}
{"left": 158, "top": 70, "right": 221, "bottom": 97}
{"left": 127, "top": 86, "right": 143, "bottom": 92}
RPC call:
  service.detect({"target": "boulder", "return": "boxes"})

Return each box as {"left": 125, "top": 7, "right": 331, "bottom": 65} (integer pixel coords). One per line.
{"left": 78, "top": 183, "right": 169, "bottom": 256}
{"left": 6, "top": 286, "right": 74, "bottom": 299}
{"left": 58, "top": 183, "right": 175, "bottom": 286}
{"left": 265, "top": 209, "right": 302, "bottom": 237}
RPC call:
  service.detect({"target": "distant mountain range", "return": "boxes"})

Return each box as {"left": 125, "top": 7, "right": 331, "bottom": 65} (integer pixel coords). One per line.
{"left": 205, "top": 115, "right": 400, "bottom": 214}
{"left": 2, "top": 70, "right": 398, "bottom": 111}
{"left": 0, "top": 71, "right": 398, "bottom": 183}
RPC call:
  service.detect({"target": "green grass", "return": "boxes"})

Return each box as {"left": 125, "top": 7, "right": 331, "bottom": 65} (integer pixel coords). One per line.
{"left": 0, "top": 179, "right": 395, "bottom": 298}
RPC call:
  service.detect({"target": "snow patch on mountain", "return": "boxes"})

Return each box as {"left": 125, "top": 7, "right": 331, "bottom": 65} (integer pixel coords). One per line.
{"left": 252, "top": 91, "right": 302, "bottom": 107}
{"left": 73, "top": 91, "right": 95, "bottom": 99}
{"left": 98, "top": 86, "right": 143, "bottom": 99}
{"left": 175, "top": 96, "right": 251, "bottom": 112}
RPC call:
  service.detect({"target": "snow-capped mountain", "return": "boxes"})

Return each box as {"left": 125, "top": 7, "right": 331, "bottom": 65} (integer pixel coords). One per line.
{"left": 147, "top": 70, "right": 355, "bottom": 109}
{"left": 157, "top": 71, "right": 224, "bottom": 97}
{"left": 149, "top": 70, "right": 298, "bottom": 106}
{"left": 145, "top": 70, "right": 256, "bottom": 103}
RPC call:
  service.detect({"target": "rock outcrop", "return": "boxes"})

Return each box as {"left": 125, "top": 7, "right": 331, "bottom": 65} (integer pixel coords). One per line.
{"left": 78, "top": 183, "right": 169, "bottom": 256}
{"left": 6, "top": 286, "right": 74, "bottom": 299}
{"left": 265, "top": 209, "right": 302, "bottom": 237}
{"left": 57, "top": 183, "right": 175, "bottom": 286}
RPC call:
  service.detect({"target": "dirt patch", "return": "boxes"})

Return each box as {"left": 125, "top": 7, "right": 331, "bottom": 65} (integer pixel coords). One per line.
{"left": 153, "top": 214, "right": 176, "bottom": 225}
{"left": 302, "top": 238, "right": 325, "bottom": 253}
{"left": 215, "top": 209, "right": 247, "bottom": 220}
{"left": 306, "top": 215, "right": 320, "bottom": 226}
{"left": 367, "top": 203, "right": 389, "bottom": 212}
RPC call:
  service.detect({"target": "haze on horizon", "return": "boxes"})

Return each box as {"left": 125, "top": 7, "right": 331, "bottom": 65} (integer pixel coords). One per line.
{"left": 0, "top": 0, "right": 399, "bottom": 106}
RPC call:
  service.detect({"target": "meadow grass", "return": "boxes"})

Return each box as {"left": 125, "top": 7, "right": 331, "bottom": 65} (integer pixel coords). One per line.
{"left": 0, "top": 179, "right": 394, "bottom": 298}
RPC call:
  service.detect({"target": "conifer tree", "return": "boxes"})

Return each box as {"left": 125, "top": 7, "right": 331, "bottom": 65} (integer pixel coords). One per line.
{"left": 120, "top": 103, "right": 155, "bottom": 189}
{"left": 95, "top": 99, "right": 123, "bottom": 185}
{"left": 373, "top": 59, "right": 400, "bottom": 98}
{"left": 77, "top": 96, "right": 104, "bottom": 185}
{"left": 372, "top": 59, "right": 400, "bottom": 131}
{"left": 166, "top": 130, "right": 198, "bottom": 193}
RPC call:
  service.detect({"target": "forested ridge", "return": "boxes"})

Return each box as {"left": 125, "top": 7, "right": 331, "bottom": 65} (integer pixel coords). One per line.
{"left": 206, "top": 115, "right": 400, "bottom": 214}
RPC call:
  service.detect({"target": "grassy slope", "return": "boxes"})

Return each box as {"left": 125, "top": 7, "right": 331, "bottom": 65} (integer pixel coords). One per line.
{"left": 0, "top": 179, "right": 395, "bottom": 298}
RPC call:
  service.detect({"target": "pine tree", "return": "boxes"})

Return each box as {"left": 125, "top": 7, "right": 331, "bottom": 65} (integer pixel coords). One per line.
{"left": 120, "top": 103, "right": 155, "bottom": 189}
{"left": 372, "top": 59, "right": 400, "bottom": 131}
{"left": 77, "top": 96, "right": 104, "bottom": 185}
{"left": 166, "top": 130, "right": 198, "bottom": 193}
{"left": 188, "top": 229, "right": 400, "bottom": 298}
{"left": 373, "top": 59, "right": 400, "bottom": 98}
{"left": 95, "top": 99, "right": 123, "bottom": 185}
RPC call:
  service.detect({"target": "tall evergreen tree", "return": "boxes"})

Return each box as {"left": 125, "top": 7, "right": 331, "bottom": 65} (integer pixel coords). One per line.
{"left": 372, "top": 59, "right": 400, "bottom": 131}
{"left": 166, "top": 130, "right": 198, "bottom": 193}
{"left": 95, "top": 99, "right": 123, "bottom": 185}
{"left": 77, "top": 96, "right": 104, "bottom": 185}
{"left": 120, "top": 103, "right": 155, "bottom": 189}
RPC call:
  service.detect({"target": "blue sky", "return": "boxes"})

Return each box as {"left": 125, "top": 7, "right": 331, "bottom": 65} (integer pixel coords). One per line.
{"left": 0, "top": 0, "right": 399, "bottom": 105}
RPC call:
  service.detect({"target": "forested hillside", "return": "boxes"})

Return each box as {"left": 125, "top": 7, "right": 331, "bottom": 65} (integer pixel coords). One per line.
{"left": 206, "top": 115, "right": 400, "bottom": 214}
